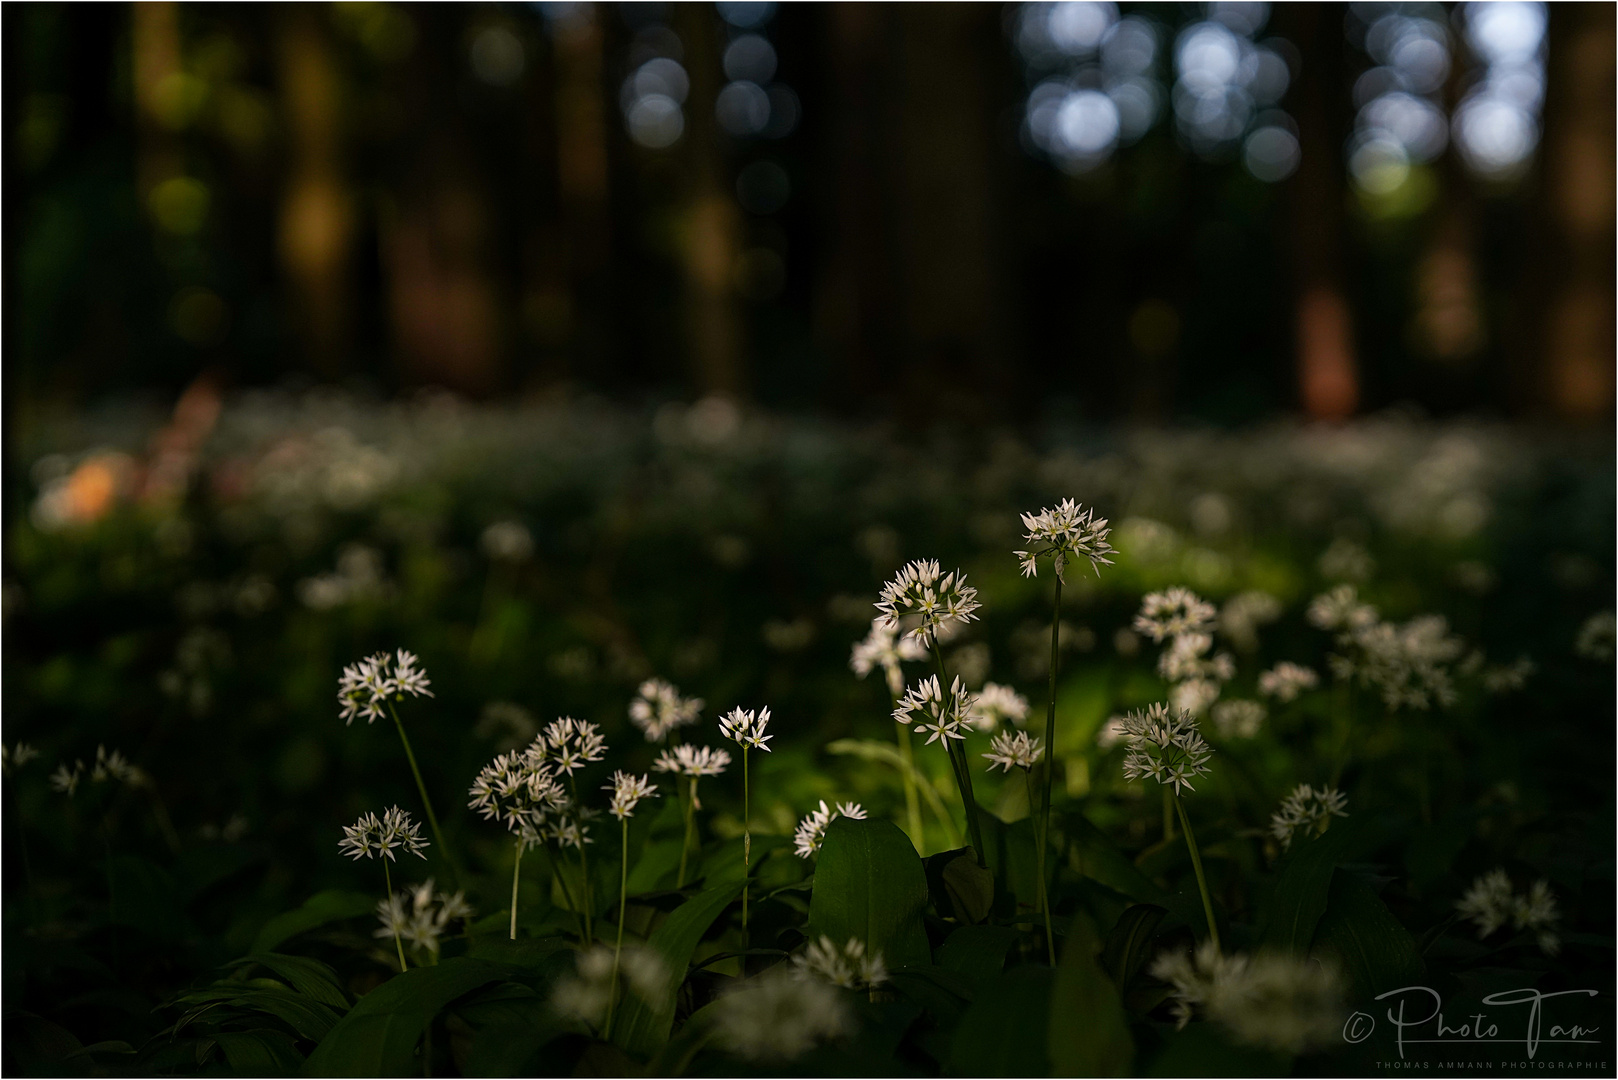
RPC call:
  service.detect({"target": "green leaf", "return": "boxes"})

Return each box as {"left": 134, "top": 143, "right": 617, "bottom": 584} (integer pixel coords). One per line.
{"left": 1146, "top": 1022, "right": 1289, "bottom": 1078}
{"left": 1049, "top": 915, "right": 1133, "bottom": 1077}
{"left": 808, "top": 817, "right": 931, "bottom": 969}
{"left": 936, "top": 924, "right": 1018, "bottom": 986}
{"left": 1062, "top": 813, "right": 1169, "bottom": 904}
{"left": 947, "top": 966, "right": 1054, "bottom": 1077}
{"left": 213, "top": 1029, "right": 304, "bottom": 1076}
{"left": 1309, "top": 871, "right": 1425, "bottom": 1003}
{"left": 302, "top": 958, "right": 511, "bottom": 1077}
{"left": 462, "top": 1022, "right": 567, "bottom": 1078}
{"left": 888, "top": 964, "right": 975, "bottom": 1027}
{"left": 251, "top": 891, "right": 376, "bottom": 954}
{"left": 464, "top": 936, "right": 571, "bottom": 973}
{"left": 941, "top": 853, "right": 996, "bottom": 924}
{"left": 611, "top": 879, "right": 745, "bottom": 1057}
{"left": 233, "top": 954, "right": 350, "bottom": 1010}
{"left": 1102, "top": 903, "right": 1167, "bottom": 991}
{"left": 1259, "top": 815, "right": 1386, "bottom": 956}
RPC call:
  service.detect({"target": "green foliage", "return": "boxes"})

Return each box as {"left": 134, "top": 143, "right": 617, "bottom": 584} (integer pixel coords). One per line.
{"left": 1309, "top": 872, "right": 1425, "bottom": 1002}
{"left": 948, "top": 966, "right": 1055, "bottom": 1077}
{"left": 810, "top": 818, "right": 931, "bottom": 968}
{"left": 1258, "top": 815, "right": 1388, "bottom": 955}
{"left": 251, "top": 891, "right": 380, "bottom": 954}
{"left": 1049, "top": 916, "right": 1134, "bottom": 1077}
{"left": 612, "top": 880, "right": 745, "bottom": 1057}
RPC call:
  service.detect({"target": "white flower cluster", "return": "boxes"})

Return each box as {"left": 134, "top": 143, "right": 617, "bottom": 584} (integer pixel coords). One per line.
{"left": 1219, "top": 590, "right": 1282, "bottom": 653}
{"left": 338, "top": 649, "right": 433, "bottom": 725}
{"left": 49, "top": 761, "right": 84, "bottom": 796}
{"left": 1210, "top": 699, "right": 1266, "bottom": 740}
{"left": 339, "top": 806, "right": 430, "bottom": 862}
{"left": 718, "top": 706, "right": 773, "bottom": 751}
{"left": 1150, "top": 942, "right": 1345, "bottom": 1054}
{"left": 1013, "top": 499, "right": 1114, "bottom": 583}
{"left": 49, "top": 744, "right": 150, "bottom": 796}
{"left": 652, "top": 743, "right": 731, "bottom": 778}
{"left": 551, "top": 944, "right": 667, "bottom": 1030}
{"left": 2, "top": 742, "right": 39, "bottom": 778}
{"left": 536, "top": 717, "right": 608, "bottom": 774}
{"left": 467, "top": 750, "right": 567, "bottom": 838}
{"left": 1306, "top": 584, "right": 1379, "bottom": 632}
{"left": 1136, "top": 588, "right": 1233, "bottom": 718}
{"left": 629, "top": 678, "right": 704, "bottom": 743}
{"left": 1134, "top": 587, "right": 1217, "bottom": 643}
{"left": 1481, "top": 656, "right": 1535, "bottom": 695}
{"left": 1310, "top": 586, "right": 1467, "bottom": 709}
{"left": 967, "top": 682, "right": 1029, "bottom": 731}
{"left": 375, "top": 878, "right": 474, "bottom": 959}
{"left": 892, "top": 675, "right": 976, "bottom": 746}
{"left": 849, "top": 617, "right": 926, "bottom": 697}
{"left": 1575, "top": 611, "right": 1615, "bottom": 662}
{"left": 1258, "top": 661, "right": 1319, "bottom": 702}
{"left": 1456, "top": 869, "right": 1561, "bottom": 955}
{"left": 983, "top": 730, "right": 1044, "bottom": 773}
{"left": 603, "top": 771, "right": 658, "bottom": 820}
{"left": 793, "top": 800, "right": 867, "bottom": 859}
{"left": 1118, "top": 703, "right": 1214, "bottom": 795}
{"left": 792, "top": 936, "right": 889, "bottom": 990}
{"left": 1269, "top": 783, "right": 1348, "bottom": 849}
{"left": 874, "top": 559, "right": 981, "bottom": 647}
{"left": 712, "top": 965, "right": 852, "bottom": 1062}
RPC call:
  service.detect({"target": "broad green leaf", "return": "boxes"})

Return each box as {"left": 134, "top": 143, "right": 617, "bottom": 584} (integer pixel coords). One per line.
{"left": 213, "top": 1029, "right": 304, "bottom": 1076}
{"left": 234, "top": 954, "right": 350, "bottom": 1010}
{"left": 1049, "top": 915, "right": 1133, "bottom": 1077}
{"left": 947, "top": 966, "right": 1054, "bottom": 1077}
{"left": 251, "top": 891, "right": 376, "bottom": 954}
{"left": 611, "top": 880, "right": 745, "bottom": 1057}
{"left": 1309, "top": 871, "right": 1425, "bottom": 1003}
{"left": 1259, "top": 815, "right": 1386, "bottom": 956}
{"left": 888, "top": 964, "right": 975, "bottom": 1027}
{"left": 1062, "top": 813, "right": 1169, "bottom": 903}
{"left": 941, "top": 853, "right": 996, "bottom": 924}
{"left": 465, "top": 936, "right": 571, "bottom": 973}
{"left": 1102, "top": 903, "right": 1167, "bottom": 991}
{"left": 936, "top": 924, "right": 1018, "bottom": 986}
{"left": 302, "top": 958, "right": 511, "bottom": 1077}
{"left": 462, "top": 1022, "right": 567, "bottom": 1078}
{"left": 808, "top": 817, "right": 930, "bottom": 969}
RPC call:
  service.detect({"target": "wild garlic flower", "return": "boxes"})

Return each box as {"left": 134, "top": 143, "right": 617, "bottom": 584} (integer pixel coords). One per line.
{"left": 1306, "top": 584, "right": 1378, "bottom": 633}
{"left": 337, "top": 649, "right": 433, "bottom": 725}
{"left": 793, "top": 936, "right": 889, "bottom": 990}
{"left": 339, "top": 806, "right": 430, "bottom": 862}
{"left": 1118, "top": 703, "right": 1214, "bottom": 795}
{"left": 1134, "top": 587, "right": 1216, "bottom": 643}
{"left": 792, "top": 800, "right": 868, "bottom": 858}
{"left": 1258, "top": 662, "right": 1319, "bottom": 702}
{"left": 712, "top": 965, "right": 852, "bottom": 1062}
{"left": 1151, "top": 943, "right": 1345, "bottom": 1053}
{"left": 652, "top": 743, "right": 731, "bottom": 778}
{"left": 468, "top": 751, "right": 566, "bottom": 835}
{"left": 2, "top": 743, "right": 39, "bottom": 777}
{"left": 1457, "top": 869, "right": 1561, "bottom": 955}
{"left": 983, "top": 730, "right": 1044, "bottom": 772}
{"left": 967, "top": 682, "right": 1030, "bottom": 731}
{"left": 1269, "top": 783, "right": 1347, "bottom": 849}
{"left": 629, "top": 678, "right": 704, "bottom": 743}
{"left": 893, "top": 675, "right": 975, "bottom": 746}
{"left": 546, "top": 816, "right": 594, "bottom": 849}
{"left": 1170, "top": 677, "right": 1222, "bottom": 719}
{"left": 719, "top": 706, "right": 773, "bottom": 751}
{"left": 90, "top": 745, "right": 148, "bottom": 787}
{"left": 1095, "top": 715, "right": 1129, "bottom": 749}
{"left": 551, "top": 944, "right": 666, "bottom": 1029}
{"left": 603, "top": 771, "right": 658, "bottom": 820}
{"left": 849, "top": 617, "right": 927, "bottom": 697}
{"left": 1210, "top": 700, "right": 1266, "bottom": 740}
{"left": 535, "top": 717, "right": 608, "bottom": 774}
{"left": 1219, "top": 590, "right": 1282, "bottom": 652}
{"left": 1482, "top": 656, "right": 1535, "bottom": 694}
{"left": 49, "top": 760, "right": 84, "bottom": 796}
{"left": 1157, "top": 633, "right": 1235, "bottom": 683}
{"left": 1575, "top": 611, "right": 1615, "bottom": 662}
{"left": 1336, "top": 614, "right": 1464, "bottom": 710}
{"left": 874, "top": 559, "right": 981, "bottom": 647}
{"left": 375, "top": 878, "right": 474, "bottom": 958}
{"left": 1013, "top": 499, "right": 1114, "bottom": 583}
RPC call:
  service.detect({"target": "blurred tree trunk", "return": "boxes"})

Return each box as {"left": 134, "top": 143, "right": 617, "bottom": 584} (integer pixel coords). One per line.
{"left": 1536, "top": 3, "right": 1615, "bottom": 420}
{"left": 1277, "top": 3, "right": 1359, "bottom": 421}
{"left": 276, "top": 6, "right": 353, "bottom": 377}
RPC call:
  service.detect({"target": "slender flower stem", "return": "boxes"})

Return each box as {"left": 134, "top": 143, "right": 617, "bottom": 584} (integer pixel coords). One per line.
{"left": 540, "top": 843, "right": 588, "bottom": 943}
{"left": 678, "top": 777, "right": 698, "bottom": 889}
{"left": 1026, "top": 768, "right": 1055, "bottom": 965}
{"left": 605, "top": 817, "right": 629, "bottom": 1041}
{"left": 1040, "top": 575, "right": 1063, "bottom": 951}
{"left": 509, "top": 838, "right": 524, "bottom": 940}
{"left": 931, "top": 641, "right": 987, "bottom": 866}
{"left": 1173, "top": 795, "right": 1220, "bottom": 952}
{"left": 569, "top": 775, "right": 593, "bottom": 943}
{"left": 386, "top": 701, "right": 460, "bottom": 887}
{"left": 894, "top": 710, "right": 925, "bottom": 850}
{"left": 383, "top": 859, "right": 407, "bottom": 972}
{"left": 742, "top": 747, "right": 750, "bottom": 934}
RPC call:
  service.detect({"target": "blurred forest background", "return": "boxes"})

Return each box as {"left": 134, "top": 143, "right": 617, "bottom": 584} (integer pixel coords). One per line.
{"left": 5, "top": 0, "right": 1614, "bottom": 428}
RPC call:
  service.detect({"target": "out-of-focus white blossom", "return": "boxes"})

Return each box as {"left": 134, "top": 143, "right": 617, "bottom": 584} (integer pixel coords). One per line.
{"left": 1219, "top": 590, "right": 1282, "bottom": 652}
{"left": 603, "top": 771, "right": 658, "bottom": 820}
{"left": 50, "top": 760, "right": 85, "bottom": 796}
{"left": 375, "top": 877, "right": 474, "bottom": 958}
{"left": 1158, "top": 632, "right": 1235, "bottom": 683}
{"left": 1307, "top": 584, "right": 1378, "bottom": 632}
{"left": 711, "top": 964, "right": 853, "bottom": 1062}
{"left": 983, "top": 729, "right": 1044, "bottom": 772}
{"left": 792, "top": 800, "right": 868, "bottom": 858}
{"left": 552, "top": 944, "right": 667, "bottom": 1030}
{"left": 2, "top": 743, "right": 39, "bottom": 778}
{"left": 719, "top": 706, "right": 773, "bottom": 751}
{"left": 1258, "top": 662, "right": 1319, "bottom": 702}
{"left": 1170, "top": 677, "right": 1223, "bottom": 718}
{"left": 1482, "top": 656, "right": 1535, "bottom": 694}
{"left": 1335, "top": 613, "right": 1465, "bottom": 710}
{"left": 1134, "top": 587, "right": 1217, "bottom": 643}
{"left": 1096, "top": 714, "right": 1129, "bottom": 749}
{"left": 1269, "top": 783, "right": 1347, "bottom": 849}
{"left": 1118, "top": 703, "right": 1214, "bottom": 795}
{"left": 967, "top": 681, "right": 1030, "bottom": 731}
{"left": 340, "top": 806, "right": 429, "bottom": 862}
{"left": 652, "top": 743, "right": 731, "bottom": 777}
{"left": 875, "top": 559, "right": 981, "bottom": 647}
{"left": 1575, "top": 611, "right": 1614, "bottom": 662}
{"left": 1457, "top": 869, "right": 1561, "bottom": 955}
{"left": 850, "top": 617, "right": 927, "bottom": 697}
{"left": 793, "top": 935, "right": 889, "bottom": 990}
{"left": 629, "top": 678, "right": 704, "bottom": 743}
{"left": 1151, "top": 942, "right": 1345, "bottom": 1053}
{"left": 479, "top": 520, "right": 534, "bottom": 563}
{"left": 89, "top": 744, "right": 149, "bottom": 787}
{"left": 1318, "top": 538, "right": 1375, "bottom": 583}
{"left": 1211, "top": 699, "right": 1266, "bottom": 739}
{"left": 1013, "top": 499, "right": 1114, "bottom": 583}
{"left": 893, "top": 675, "right": 975, "bottom": 746}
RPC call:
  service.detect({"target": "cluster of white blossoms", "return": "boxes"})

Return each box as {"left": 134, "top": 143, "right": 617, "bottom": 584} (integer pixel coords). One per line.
{"left": 1150, "top": 942, "right": 1345, "bottom": 1054}
{"left": 1118, "top": 703, "right": 1214, "bottom": 795}
{"left": 2, "top": 743, "right": 39, "bottom": 778}
{"left": 967, "top": 682, "right": 1029, "bottom": 731}
{"left": 1481, "top": 655, "right": 1535, "bottom": 695}
{"left": 537, "top": 717, "right": 608, "bottom": 775}
{"left": 712, "top": 965, "right": 852, "bottom": 1062}
{"left": 1269, "top": 783, "right": 1348, "bottom": 850}
{"left": 49, "top": 760, "right": 85, "bottom": 796}
{"left": 374, "top": 878, "right": 474, "bottom": 959}
{"left": 849, "top": 617, "right": 926, "bottom": 697}
{"left": 551, "top": 944, "right": 667, "bottom": 1029}
{"left": 1136, "top": 589, "right": 1233, "bottom": 718}
{"left": 1306, "top": 584, "right": 1379, "bottom": 633}
{"left": 874, "top": 559, "right": 981, "bottom": 647}
{"left": 892, "top": 675, "right": 976, "bottom": 746}
{"left": 1219, "top": 590, "right": 1282, "bottom": 653}
{"left": 1134, "top": 587, "right": 1217, "bottom": 643}
{"left": 339, "top": 806, "right": 430, "bottom": 862}
{"left": 718, "top": 706, "right": 773, "bottom": 751}
{"left": 983, "top": 730, "right": 1044, "bottom": 773}
{"left": 652, "top": 743, "right": 731, "bottom": 778}
{"left": 603, "top": 771, "right": 658, "bottom": 820}
{"left": 49, "top": 745, "right": 150, "bottom": 797}
{"left": 1309, "top": 585, "right": 1467, "bottom": 709}
{"left": 792, "top": 936, "right": 889, "bottom": 990}
{"left": 629, "top": 678, "right": 704, "bottom": 743}
{"left": 792, "top": 800, "right": 868, "bottom": 859}
{"left": 467, "top": 750, "right": 567, "bottom": 838}
{"left": 1575, "top": 611, "right": 1615, "bottom": 662}
{"left": 1456, "top": 869, "right": 1561, "bottom": 955}
{"left": 1258, "top": 661, "right": 1319, "bottom": 702}
{"left": 338, "top": 649, "right": 433, "bottom": 724}
{"left": 1210, "top": 699, "right": 1266, "bottom": 740}
{"left": 1013, "top": 499, "right": 1115, "bottom": 583}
